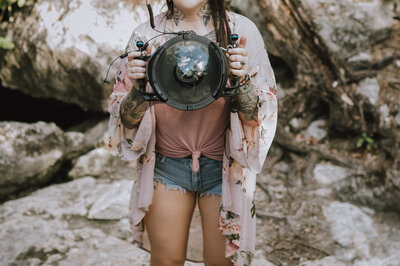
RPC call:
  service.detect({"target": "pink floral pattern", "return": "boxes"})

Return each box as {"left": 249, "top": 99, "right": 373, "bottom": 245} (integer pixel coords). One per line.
{"left": 106, "top": 11, "right": 278, "bottom": 266}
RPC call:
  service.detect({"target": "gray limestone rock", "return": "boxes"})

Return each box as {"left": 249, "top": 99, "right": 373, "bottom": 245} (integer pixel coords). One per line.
{"left": 301, "top": 256, "right": 346, "bottom": 266}
{"left": 379, "top": 104, "right": 391, "bottom": 128}
{"left": 302, "top": 0, "right": 393, "bottom": 60}
{"left": 68, "top": 147, "right": 136, "bottom": 180}
{"left": 0, "top": 121, "right": 84, "bottom": 199}
{"left": 87, "top": 179, "right": 131, "bottom": 220}
{"left": 0, "top": 1, "right": 164, "bottom": 112}
{"left": 68, "top": 147, "right": 112, "bottom": 179}
{"left": 0, "top": 176, "right": 150, "bottom": 265}
{"left": 395, "top": 111, "right": 400, "bottom": 127}
{"left": 355, "top": 77, "right": 381, "bottom": 105}
{"left": 305, "top": 119, "right": 328, "bottom": 140}
{"left": 323, "top": 201, "right": 378, "bottom": 260}
{"left": 313, "top": 163, "right": 351, "bottom": 185}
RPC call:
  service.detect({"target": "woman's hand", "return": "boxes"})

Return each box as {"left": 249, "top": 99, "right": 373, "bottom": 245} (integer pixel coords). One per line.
{"left": 227, "top": 36, "right": 249, "bottom": 83}
{"left": 227, "top": 36, "right": 259, "bottom": 127}
{"left": 119, "top": 45, "right": 152, "bottom": 130}
{"left": 126, "top": 45, "right": 152, "bottom": 89}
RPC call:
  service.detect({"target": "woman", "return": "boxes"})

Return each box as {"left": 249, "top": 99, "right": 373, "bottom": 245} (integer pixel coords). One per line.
{"left": 107, "top": 0, "right": 278, "bottom": 265}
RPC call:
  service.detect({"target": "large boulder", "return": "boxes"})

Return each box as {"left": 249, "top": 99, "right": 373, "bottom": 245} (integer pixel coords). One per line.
{"left": 68, "top": 147, "right": 136, "bottom": 180}
{"left": 0, "top": 1, "right": 164, "bottom": 112}
{"left": 0, "top": 177, "right": 151, "bottom": 265}
{"left": 0, "top": 176, "right": 272, "bottom": 265}
{"left": 302, "top": 0, "right": 393, "bottom": 60}
{"left": 0, "top": 121, "right": 84, "bottom": 200}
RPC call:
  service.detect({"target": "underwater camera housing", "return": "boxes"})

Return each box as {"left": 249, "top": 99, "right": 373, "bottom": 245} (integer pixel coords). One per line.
{"left": 104, "top": 3, "right": 240, "bottom": 111}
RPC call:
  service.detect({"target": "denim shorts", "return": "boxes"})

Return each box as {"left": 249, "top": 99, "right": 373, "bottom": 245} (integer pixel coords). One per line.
{"left": 153, "top": 152, "right": 223, "bottom": 198}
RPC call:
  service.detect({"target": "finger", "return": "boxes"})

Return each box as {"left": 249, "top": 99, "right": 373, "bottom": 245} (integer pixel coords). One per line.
{"left": 128, "top": 66, "right": 146, "bottom": 73}
{"left": 229, "top": 61, "right": 243, "bottom": 70}
{"left": 228, "top": 48, "right": 247, "bottom": 56}
{"left": 130, "top": 59, "right": 147, "bottom": 67}
{"left": 230, "top": 69, "right": 247, "bottom": 77}
{"left": 229, "top": 54, "right": 247, "bottom": 62}
{"left": 145, "top": 45, "right": 152, "bottom": 55}
{"left": 127, "top": 51, "right": 142, "bottom": 61}
{"left": 128, "top": 72, "right": 146, "bottom": 80}
{"left": 238, "top": 36, "right": 246, "bottom": 49}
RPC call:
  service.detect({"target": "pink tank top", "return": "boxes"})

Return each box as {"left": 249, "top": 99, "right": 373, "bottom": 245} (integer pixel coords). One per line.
{"left": 154, "top": 97, "right": 231, "bottom": 172}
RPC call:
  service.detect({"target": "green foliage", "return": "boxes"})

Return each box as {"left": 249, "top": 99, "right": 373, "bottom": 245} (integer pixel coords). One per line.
{"left": 0, "top": 0, "right": 31, "bottom": 11}
{"left": 0, "top": 0, "right": 35, "bottom": 49}
{"left": 0, "top": 0, "right": 34, "bottom": 21}
{"left": 0, "top": 36, "right": 14, "bottom": 49}
{"left": 356, "top": 132, "right": 374, "bottom": 150}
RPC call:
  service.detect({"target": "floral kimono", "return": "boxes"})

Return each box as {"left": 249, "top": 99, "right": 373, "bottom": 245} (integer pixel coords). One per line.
{"left": 107, "top": 11, "right": 278, "bottom": 266}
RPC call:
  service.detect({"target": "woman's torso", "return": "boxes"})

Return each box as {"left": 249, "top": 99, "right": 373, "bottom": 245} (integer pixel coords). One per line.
{"left": 154, "top": 13, "right": 231, "bottom": 162}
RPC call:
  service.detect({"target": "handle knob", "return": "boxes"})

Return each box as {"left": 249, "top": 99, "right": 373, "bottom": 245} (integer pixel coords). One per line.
{"left": 230, "top": 34, "right": 239, "bottom": 48}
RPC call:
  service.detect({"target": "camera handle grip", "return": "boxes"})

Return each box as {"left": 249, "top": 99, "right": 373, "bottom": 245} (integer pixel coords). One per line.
{"left": 222, "top": 33, "right": 240, "bottom": 96}
{"left": 136, "top": 54, "right": 151, "bottom": 93}
{"left": 222, "top": 76, "right": 240, "bottom": 96}
{"left": 137, "top": 55, "right": 159, "bottom": 101}
{"left": 135, "top": 41, "right": 160, "bottom": 101}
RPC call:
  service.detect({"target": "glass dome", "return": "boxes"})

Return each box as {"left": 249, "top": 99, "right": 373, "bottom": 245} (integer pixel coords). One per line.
{"left": 147, "top": 33, "right": 229, "bottom": 110}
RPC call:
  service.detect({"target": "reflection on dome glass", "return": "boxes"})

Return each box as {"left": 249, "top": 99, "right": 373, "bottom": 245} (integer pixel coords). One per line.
{"left": 174, "top": 41, "right": 209, "bottom": 80}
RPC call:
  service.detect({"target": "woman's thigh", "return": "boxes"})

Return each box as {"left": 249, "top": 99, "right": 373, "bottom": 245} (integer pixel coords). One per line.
{"left": 198, "top": 194, "right": 234, "bottom": 266}
{"left": 143, "top": 180, "right": 196, "bottom": 265}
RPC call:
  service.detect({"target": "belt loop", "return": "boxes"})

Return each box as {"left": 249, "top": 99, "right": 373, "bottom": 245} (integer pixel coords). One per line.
{"left": 156, "top": 152, "right": 167, "bottom": 163}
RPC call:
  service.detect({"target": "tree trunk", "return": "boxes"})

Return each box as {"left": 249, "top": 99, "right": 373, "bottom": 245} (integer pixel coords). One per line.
{"left": 244, "top": 0, "right": 400, "bottom": 210}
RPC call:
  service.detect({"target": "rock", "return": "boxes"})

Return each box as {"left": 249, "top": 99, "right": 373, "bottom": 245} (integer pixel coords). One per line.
{"left": 59, "top": 235, "right": 150, "bottom": 266}
{"left": 379, "top": 104, "right": 391, "bottom": 128}
{"left": 346, "top": 52, "right": 374, "bottom": 72}
{"left": 289, "top": 117, "right": 309, "bottom": 131}
{"left": 305, "top": 119, "right": 328, "bottom": 140}
{"left": 335, "top": 171, "right": 400, "bottom": 212}
{"left": 353, "top": 254, "right": 400, "bottom": 266}
{"left": 309, "top": 188, "right": 333, "bottom": 198}
{"left": 302, "top": 0, "right": 393, "bottom": 60}
{"left": 323, "top": 202, "right": 378, "bottom": 260}
{"left": 0, "top": 1, "right": 164, "bottom": 112}
{"left": 251, "top": 250, "right": 275, "bottom": 266}
{"left": 87, "top": 180, "right": 131, "bottom": 220}
{"left": 0, "top": 121, "right": 84, "bottom": 200}
{"left": 83, "top": 119, "right": 109, "bottom": 149}
{"left": 313, "top": 163, "right": 350, "bottom": 185}
{"left": 395, "top": 111, "right": 400, "bottom": 127}
{"left": 0, "top": 176, "right": 151, "bottom": 265}
{"left": 301, "top": 256, "right": 346, "bottom": 266}
{"left": 348, "top": 52, "right": 373, "bottom": 63}
{"left": 68, "top": 147, "right": 136, "bottom": 180}
{"left": 274, "top": 161, "right": 290, "bottom": 174}
{"left": 355, "top": 77, "right": 381, "bottom": 105}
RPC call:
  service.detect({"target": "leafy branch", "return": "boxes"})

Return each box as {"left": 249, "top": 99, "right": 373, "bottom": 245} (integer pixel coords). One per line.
{"left": 0, "top": 36, "right": 14, "bottom": 49}
{"left": 0, "top": 0, "right": 35, "bottom": 49}
{"left": 356, "top": 132, "right": 374, "bottom": 150}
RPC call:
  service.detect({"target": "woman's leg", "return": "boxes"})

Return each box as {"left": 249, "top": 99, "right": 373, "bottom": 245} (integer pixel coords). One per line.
{"left": 198, "top": 194, "right": 234, "bottom": 266}
{"left": 143, "top": 180, "right": 196, "bottom": 266}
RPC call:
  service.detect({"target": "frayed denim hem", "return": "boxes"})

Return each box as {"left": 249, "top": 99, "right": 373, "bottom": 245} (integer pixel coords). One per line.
{"left": 154, "top": 179, "right": 188, "bottom": 194}
{"left": 199, "top": 191, "right": 222, "bottom": 198}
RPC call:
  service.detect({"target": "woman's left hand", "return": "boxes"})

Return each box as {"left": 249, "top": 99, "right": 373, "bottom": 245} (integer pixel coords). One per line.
{"left": 227, "top": 36, "right": 249, "bottom": 83}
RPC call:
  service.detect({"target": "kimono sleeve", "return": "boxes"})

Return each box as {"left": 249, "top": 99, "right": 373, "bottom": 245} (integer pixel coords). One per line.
{"left": 230, "top": 20, "right": 278, "bottom": 173}
{"left": 106, "top": 26, "right": 152, "bottom": 161}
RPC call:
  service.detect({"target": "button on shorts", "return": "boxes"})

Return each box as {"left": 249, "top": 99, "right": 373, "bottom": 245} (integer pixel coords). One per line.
{"left": 153, "top": 152, "right": 223, "bottom": 197}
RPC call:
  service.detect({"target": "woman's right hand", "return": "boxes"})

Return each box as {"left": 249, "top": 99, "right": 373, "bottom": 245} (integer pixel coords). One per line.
{"left": 126, "top": 45, "right": 152, "bottom": 89}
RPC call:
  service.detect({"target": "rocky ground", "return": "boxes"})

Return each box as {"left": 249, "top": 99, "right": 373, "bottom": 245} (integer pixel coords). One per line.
{"left": 1, "top": 120, "right": 399, "bottom": 265}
